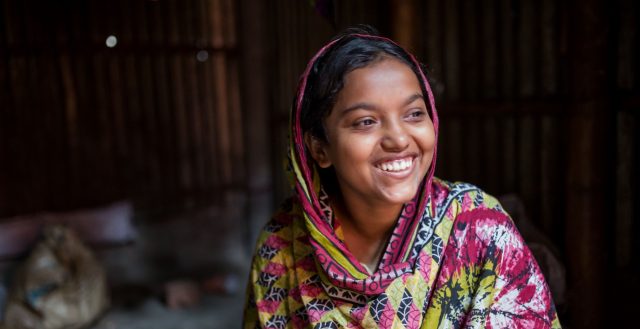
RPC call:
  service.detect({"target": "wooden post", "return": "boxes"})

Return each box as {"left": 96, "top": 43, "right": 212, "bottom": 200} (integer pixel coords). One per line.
{"left": 565, "top": 0, "right": 609, "bottom": 327}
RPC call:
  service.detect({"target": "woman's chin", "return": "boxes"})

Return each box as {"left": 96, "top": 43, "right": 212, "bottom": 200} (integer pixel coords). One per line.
{"left": 377, "top": 186, "right": 419, "bottom": 205}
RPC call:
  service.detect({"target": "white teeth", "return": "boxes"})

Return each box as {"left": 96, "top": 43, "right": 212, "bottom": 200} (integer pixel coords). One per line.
{"left": 377, "top": 158, "right": 413, "bottom": 172}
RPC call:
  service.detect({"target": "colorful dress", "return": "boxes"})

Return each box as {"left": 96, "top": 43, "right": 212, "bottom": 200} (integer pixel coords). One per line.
{"left": 243, "top": 33, "right": 561, "bottom": 329}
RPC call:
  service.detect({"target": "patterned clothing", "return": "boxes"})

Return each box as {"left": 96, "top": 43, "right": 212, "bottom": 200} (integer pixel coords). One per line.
{"left": 244, "top": 33, "right": 560, "bottom": 328}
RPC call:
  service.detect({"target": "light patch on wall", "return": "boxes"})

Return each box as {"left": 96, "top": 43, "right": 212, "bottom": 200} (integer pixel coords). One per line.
{"left": 105, "top": 35, "right": 118, "bottom": 48}
{"left": 196, "top": 50, "right": 209, "bottom": 62}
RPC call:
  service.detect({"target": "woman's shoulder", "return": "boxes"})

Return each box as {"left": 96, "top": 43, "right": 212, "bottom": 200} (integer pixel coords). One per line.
{"left": 431, "top": 178, "right": 518, "bottom": 243}
{"left": 254, "top": 198, "right": 297, "bottom": 245}
{"left": 250, "top": 197, "right": 307, "bottom": 270}
{"left": 430, "top": 179, "right": 559, "bottom": 328}
{"left": 432, "top": 177, "right": 505, "bottom": 216}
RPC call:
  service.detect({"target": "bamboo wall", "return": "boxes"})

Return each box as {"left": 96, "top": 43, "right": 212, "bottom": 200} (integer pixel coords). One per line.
{"left": 616, "top": 0, "right": 640, "bottom": 272}
{"left": 0, "top": 0, "right": 242, "bottom": 218}
{"left": 414, "top": 0, "right": 567, "bottom": 248}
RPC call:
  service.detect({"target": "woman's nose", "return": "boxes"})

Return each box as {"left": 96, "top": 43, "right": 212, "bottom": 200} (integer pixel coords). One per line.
{"left": 380, "top": 121, "right": 409, "bottom": 151}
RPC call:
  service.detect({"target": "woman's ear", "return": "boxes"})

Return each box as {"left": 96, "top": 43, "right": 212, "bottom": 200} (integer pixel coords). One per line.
{"left": 304, "top": 133, "right": 332, "bottom": 168}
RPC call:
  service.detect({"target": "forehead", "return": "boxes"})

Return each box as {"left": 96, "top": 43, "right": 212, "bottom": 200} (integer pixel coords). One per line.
{"left": 334, "top": 58, "right": 424, "bottom": 108}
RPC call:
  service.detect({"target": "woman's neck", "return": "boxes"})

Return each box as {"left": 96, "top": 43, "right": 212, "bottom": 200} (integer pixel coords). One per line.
{"left": 332, "top": 195, "right": 403, "bottom": 272}
{"left": 336, "top": 200, "right": 400, "bottom": 239}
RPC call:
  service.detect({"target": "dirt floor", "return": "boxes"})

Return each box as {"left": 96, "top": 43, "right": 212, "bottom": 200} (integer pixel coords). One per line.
{"left": 92, "top": 293, "right": 245, "bottom": 329}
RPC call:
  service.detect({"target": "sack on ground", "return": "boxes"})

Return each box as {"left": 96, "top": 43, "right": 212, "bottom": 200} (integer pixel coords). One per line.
{"left": 2, "top": 225, "right": 109, "bottom": 329}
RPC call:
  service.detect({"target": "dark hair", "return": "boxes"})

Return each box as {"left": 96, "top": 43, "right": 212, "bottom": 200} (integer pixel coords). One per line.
{"left": 300, "top": 25, "right": 427, "bottom": 141}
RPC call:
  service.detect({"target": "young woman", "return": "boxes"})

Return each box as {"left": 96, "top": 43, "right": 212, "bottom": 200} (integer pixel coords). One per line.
{"left": 244, "top": 26, "right": 561, "bottom": 329}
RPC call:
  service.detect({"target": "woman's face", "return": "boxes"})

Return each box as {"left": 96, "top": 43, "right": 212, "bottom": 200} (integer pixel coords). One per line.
{"left": 309, "top": 57, "right": 435, "bottom": 208}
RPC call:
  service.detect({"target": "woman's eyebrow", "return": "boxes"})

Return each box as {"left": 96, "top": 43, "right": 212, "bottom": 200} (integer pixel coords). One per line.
{"left": 338, "top": 93, "right": 425, "bottom": 117}
{"left": 340, "top": 102, "right": 377, "bottom": 115}
{"left": 404, "top": 93, "right": 425, "bottom": 106}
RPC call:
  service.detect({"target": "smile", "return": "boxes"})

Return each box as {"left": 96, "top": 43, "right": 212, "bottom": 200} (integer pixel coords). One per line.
{"left": 375, "top": 157, "right": 414, "bottom": 172}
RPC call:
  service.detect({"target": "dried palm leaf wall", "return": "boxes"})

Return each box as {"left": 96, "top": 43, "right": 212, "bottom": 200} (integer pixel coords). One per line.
{"left": 0, "top": 0, "right": 243, "bottom": 218}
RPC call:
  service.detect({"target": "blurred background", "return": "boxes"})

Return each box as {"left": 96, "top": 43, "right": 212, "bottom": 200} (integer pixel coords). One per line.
{"left": 0, "top": 0, "right": 638, "bottom": 328}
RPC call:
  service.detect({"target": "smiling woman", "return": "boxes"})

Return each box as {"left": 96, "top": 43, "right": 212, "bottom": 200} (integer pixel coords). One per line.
{"left": 244, "top": 26, "right": 561, "bottom": 328}
{"left": 305, "top": 58, "right": 435, "bottom": 273}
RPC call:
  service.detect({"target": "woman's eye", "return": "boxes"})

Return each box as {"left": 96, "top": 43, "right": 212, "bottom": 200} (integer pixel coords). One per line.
{"left": 353, "top": 118, "right": 376, "bottom": 128}
{"left": 407, "top": 110, "right": 426, "bottom": 120}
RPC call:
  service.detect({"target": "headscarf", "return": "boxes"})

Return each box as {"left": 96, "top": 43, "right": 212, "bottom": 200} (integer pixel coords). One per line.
{"left": 288, "top": 32, "right": 439, "bottom": 299}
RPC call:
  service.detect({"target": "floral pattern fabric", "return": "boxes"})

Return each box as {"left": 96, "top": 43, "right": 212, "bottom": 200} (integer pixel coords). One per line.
{"left": 244, "top": 179, "right": 561, "bottom": 329}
